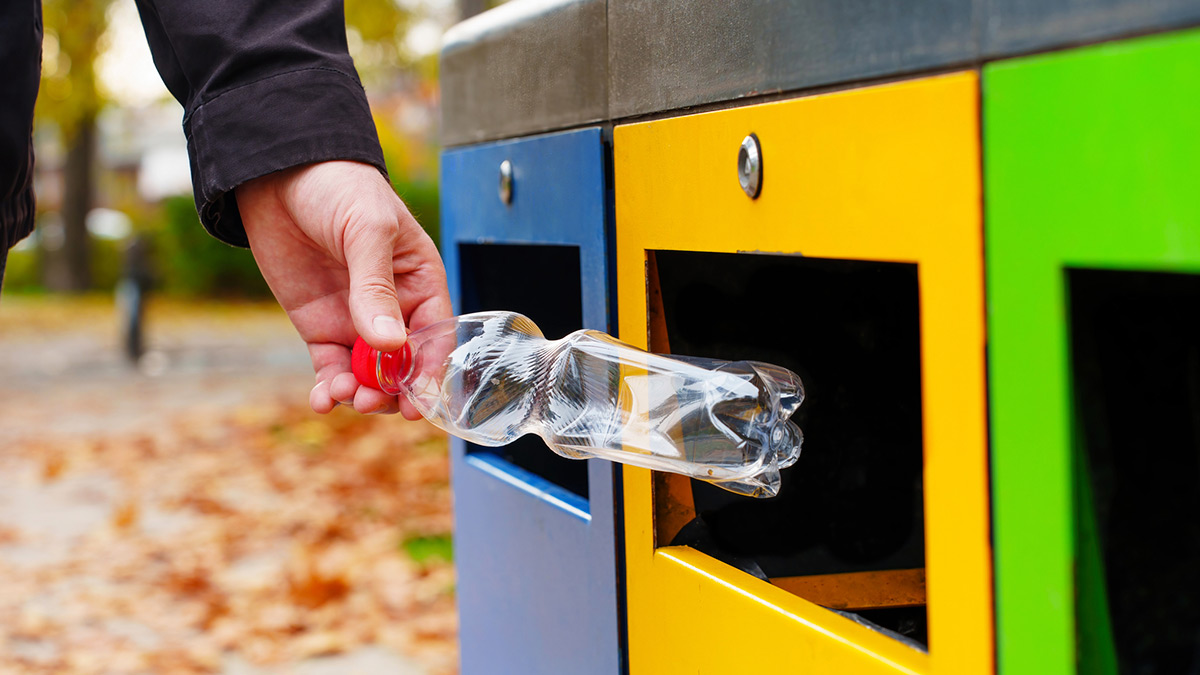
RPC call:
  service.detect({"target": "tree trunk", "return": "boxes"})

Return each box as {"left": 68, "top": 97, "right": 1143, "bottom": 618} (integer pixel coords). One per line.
{"left": 45, "top": 117, "right": 95, "bottom": 292}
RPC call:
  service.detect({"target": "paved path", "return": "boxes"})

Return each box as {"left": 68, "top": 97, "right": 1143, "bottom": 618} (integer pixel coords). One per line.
{"left": 0, "top": 296, "right": 442, "bottom": 675}
{"left": 0, "top": 296, "right": 314, "bottom": 442}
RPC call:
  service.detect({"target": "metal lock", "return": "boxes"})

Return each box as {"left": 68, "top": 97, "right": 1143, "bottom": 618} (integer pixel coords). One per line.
{"left": 737, "top": 134, "right": 762, "bottom": 199}
{"left": 499, "top": 159, "right": 514, "bottom": 205}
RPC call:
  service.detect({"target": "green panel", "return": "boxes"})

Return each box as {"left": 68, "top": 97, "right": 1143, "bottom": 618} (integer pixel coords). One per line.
{"left": 985, "top": 28, "right": 1200, "bottom": 675}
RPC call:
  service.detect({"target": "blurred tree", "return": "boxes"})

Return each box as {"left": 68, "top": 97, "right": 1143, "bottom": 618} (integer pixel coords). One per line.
{"left": 36, "top": 0, "right": 113, "bottom": 292}
{"left": 33, "top": 0, "right": 439, "bottom": 295}
{"left": 344, "top": 0, "right": 443, "bottom": 246}
{"left": 158, "top": 195, "right": 271, "bottom": 298}
{"left": 344, "top": 0, "right": 414, "bottom": 88}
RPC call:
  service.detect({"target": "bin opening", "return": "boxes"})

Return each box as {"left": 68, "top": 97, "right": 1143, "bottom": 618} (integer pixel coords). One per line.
{"left": 1069, "top": 268, "right": 1200, "bottom": 672}
{"left": 459, "top": 243, "right": 589, "bottom": 502}
{"left": 650, "top": 250, "right": 927, "bottom": 648}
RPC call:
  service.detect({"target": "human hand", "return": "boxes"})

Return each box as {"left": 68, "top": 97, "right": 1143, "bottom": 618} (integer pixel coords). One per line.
{"left": 236, "top": 160, "right": 451, "bottom": 418}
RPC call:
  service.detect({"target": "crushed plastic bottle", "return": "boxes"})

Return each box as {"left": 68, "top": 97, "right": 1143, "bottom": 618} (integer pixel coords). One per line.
{"left": 352, "top": 311, "right": 804, "bottom": 497}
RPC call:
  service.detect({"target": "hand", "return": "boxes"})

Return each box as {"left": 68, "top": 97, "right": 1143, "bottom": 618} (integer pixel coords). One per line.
{"left": 236, "top": 160, "right": 451, "bottom": 418}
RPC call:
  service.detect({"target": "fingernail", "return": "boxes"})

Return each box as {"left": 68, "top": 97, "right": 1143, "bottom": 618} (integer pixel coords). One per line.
{"left": 372, "top": 315, "right": 407, "bottom": 341}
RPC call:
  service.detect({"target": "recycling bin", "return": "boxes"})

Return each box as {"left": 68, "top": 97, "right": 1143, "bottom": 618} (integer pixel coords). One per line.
{"left": 986, "top": 28, "right": 1200, "bottom": 675}
{"left": 440, "top": 127, "right": 621, "bottom": 675}
{"left": 437, "top": 1, "right": 1200, "bottom": 672}
{"left": 613, "top": 72, "right": 992, "bottom": 674}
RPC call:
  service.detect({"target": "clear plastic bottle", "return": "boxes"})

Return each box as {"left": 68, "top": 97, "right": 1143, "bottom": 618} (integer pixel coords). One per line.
{"left": 352, "top": 311, "right": 804, "bottom": 497}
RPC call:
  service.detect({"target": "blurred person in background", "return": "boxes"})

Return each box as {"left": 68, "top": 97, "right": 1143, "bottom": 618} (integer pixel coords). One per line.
{"left": 0, "top": 0, "right": 451, "bottom": 418}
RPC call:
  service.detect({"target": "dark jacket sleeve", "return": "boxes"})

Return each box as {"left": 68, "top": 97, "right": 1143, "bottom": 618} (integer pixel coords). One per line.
{"left": 0, "top": 0, "right": 41, "bottom": 279}
{"left": 133, "top": 0, "right": 387, "bottom": 247}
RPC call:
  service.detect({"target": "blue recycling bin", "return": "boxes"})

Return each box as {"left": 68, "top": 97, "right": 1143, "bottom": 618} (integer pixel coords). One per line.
{"left": 439, "top": 127, "right": 621, "bottom": 675}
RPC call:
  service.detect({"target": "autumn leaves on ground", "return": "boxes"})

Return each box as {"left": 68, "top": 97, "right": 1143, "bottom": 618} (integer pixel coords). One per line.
{"left": 0, "top": 295, "right": 458, "bottom": 674}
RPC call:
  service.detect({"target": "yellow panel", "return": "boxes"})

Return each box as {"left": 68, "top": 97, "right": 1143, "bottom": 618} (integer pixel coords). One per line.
{"left": 615, "top": 72, "right": 991, "bottom": 674}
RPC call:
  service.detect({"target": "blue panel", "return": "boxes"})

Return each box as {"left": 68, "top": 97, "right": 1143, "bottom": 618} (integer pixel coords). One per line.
{"left": 440, "top": 127, "right": 621, "bottom": 675}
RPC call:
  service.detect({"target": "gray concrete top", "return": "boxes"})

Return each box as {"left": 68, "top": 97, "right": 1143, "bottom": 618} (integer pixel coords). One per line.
{"left": 439, "top": 0, "right": 607, "bottom": 147}
{"left": 607, "top": 0, "right": 977, "bottom": 120}
{"left": 439, "top": 0, "right": 1200, "bottom": 146}
{"left": 982, "top": 0, "right": 1200, "bottom": 56}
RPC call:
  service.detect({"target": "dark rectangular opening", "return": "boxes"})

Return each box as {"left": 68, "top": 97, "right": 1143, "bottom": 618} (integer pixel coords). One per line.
{"left": 652, "top": 250, "right": 927, "bottom": 648}
{"left": 458, "top": 243, "right": 589, "bottom": 501}
{"left": 1069, "top": 268, "right": 1200, "bottom": 673}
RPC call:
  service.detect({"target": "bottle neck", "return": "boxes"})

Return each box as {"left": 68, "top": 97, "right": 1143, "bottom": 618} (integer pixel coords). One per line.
{"left": 376, "top": 341, "right": 413, "bottom": 395}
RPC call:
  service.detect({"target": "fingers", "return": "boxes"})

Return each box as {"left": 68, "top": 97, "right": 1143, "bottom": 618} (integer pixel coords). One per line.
{"left": 311, "top": 380, "right": 339, "bottom": 414}
{"left": 319, "top": 382, "right": 399, "bottom": 415}
{"left": 328, "top": 371, "right": 361, "bottom": 406}
{"left": 344, "top": 218, "right": 408, "bottom": 353}
{"left": 309, "top": 342, "right": 403, "bottom": 416}
{"left": 398, "top": 398, "right": 424, "bottom": 421}
{"left": 353, "top": 386, "right": 401, "bottom": 415}
{"left": 329, "top": 371, "right": 399, "bottom": 415}
{"left": 401, "top": 281, "right": 453, "bottom": 335}
{"left": 393, "top": 222, "right": 452, "bottom": 334}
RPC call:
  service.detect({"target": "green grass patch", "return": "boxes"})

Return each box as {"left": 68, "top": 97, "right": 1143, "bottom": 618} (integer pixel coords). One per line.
{"left": 401, "top": 534, "right": 453, "bottom": 565}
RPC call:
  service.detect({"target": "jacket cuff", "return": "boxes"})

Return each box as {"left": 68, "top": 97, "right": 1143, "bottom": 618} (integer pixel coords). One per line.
{"left": 184, "top": 68, "right": 387, "bottom": 248}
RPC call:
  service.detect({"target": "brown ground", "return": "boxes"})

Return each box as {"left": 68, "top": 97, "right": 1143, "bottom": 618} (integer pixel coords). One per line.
{"left": 0, "top": 295, "right": 458, "bottom": 674}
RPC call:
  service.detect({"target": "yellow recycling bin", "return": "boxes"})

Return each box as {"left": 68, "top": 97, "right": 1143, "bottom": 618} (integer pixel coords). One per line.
{"left": 614, "top": 72, "right": 991, "bottom": 674}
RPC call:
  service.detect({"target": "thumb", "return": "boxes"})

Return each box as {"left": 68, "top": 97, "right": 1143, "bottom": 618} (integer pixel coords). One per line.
{"left": 344, "top": 222, "right": 408, "bottom": 352}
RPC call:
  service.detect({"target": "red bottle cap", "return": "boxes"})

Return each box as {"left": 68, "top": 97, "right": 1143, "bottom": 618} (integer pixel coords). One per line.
{"left": 352, "top": 336, "right": 411, "bottom": 394}
{"left": 351, "top": 336, "right": 381, "bottom": 390}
